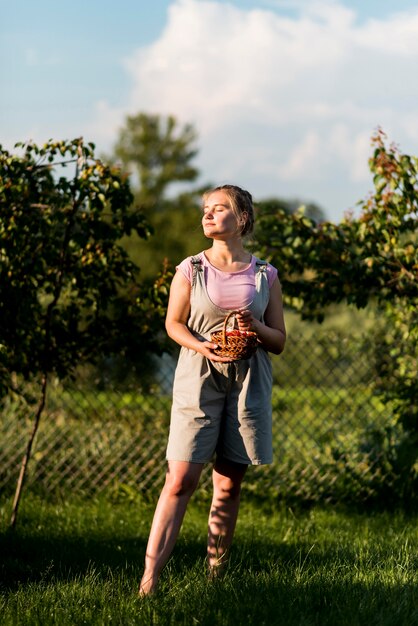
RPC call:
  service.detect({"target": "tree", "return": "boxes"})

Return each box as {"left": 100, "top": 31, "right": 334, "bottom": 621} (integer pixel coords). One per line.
{"left": 114, "top": 113, "right": 199, "bottom": 211}
{"left": 0, "top": 138, "right": 172, "bottom": 527}
{"left": 253, "top": 129, "right": 418, "bottom": 500}
{"left": 112, "top": 113, "right": 207, "bottom": 277}
{"left": 256, "top": 197, "right": 326, "bottom": 223}
{"left": 254, "top": 130, "right": 417, "bottom": 317}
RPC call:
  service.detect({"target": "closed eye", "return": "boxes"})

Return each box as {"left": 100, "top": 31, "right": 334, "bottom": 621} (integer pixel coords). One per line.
{"left": 203, "top": 203, "right": 228, "bottom": 213}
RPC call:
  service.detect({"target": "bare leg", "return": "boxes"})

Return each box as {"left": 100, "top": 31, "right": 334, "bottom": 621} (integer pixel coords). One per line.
{"left": 207, "top": 458, "right": 247, "bottom": 574}
{"left": 139, "top": 460, "right": 203, "bottom": 595}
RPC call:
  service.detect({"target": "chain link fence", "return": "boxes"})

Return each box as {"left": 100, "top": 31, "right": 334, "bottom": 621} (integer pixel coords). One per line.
{"left": 1, "top": 331, "right": 397, "bottom": 504}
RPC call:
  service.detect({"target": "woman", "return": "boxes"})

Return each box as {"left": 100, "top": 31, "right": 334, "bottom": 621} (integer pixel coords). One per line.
{"left": 139, "top": 184, "right": 286, "bottom": 595}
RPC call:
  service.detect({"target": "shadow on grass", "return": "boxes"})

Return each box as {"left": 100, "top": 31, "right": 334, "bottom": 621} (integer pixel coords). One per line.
{"left": 2, "top": 525, "right": 418, "bottom": 625}
{"left": 0, "top": 530, "right": 148, "bottom": 591}
{"left": 0, "top": 526, "right": 411, "bottom": 585}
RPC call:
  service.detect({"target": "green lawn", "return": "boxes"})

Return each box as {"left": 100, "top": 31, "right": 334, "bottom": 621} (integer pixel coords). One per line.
{"left": 1, "top": 492, "right": 418, "bottom": 625}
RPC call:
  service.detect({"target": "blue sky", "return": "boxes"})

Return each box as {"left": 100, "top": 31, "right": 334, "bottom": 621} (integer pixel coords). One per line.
{"left": 2, "top": 0, "right": 418, "bottom": 221}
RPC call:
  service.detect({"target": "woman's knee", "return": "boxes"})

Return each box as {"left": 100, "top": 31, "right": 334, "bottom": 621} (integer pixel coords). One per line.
{"left": 212, "top": 460, "right": 247, "bottom": 500}
{"left": 212, "top": 474, "right": 243, "bottom": 500}
{"left": 163, "top": 463, "right": 201, "bottom": 497}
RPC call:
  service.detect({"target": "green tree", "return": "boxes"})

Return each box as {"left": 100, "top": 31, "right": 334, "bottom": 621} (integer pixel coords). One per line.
{"left": 256, "top": 197, "right": 326, "bottom": 223}
{"left": 0, "top": 138, "right": 172, "bottom": 526}
{"left": 113, "top": 113, "right": 207, "bottom": 276}
{"left": 114, "top": 113, "right": 199, "bottom": 211}
{"left": 254, "top": 131, "right": 417, "bottom": 317}
{"left": 253, "top": 129, "right": 418, "bottom": 500}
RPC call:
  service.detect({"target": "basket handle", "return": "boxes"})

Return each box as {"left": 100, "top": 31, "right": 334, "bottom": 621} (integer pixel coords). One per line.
{"left": 221, "top": 310, "right": 240, "bottom": 346}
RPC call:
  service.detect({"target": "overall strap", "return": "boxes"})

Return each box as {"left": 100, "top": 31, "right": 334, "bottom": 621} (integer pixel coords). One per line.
{"left": 190, "top": 256, "right": 203, "bottom": 287}
{"left": 254, "top": 259, "right": 269, "bottom": 298}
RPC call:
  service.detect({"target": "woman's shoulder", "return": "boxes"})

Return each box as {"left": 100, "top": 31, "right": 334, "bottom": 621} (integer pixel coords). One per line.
{"left": 252, "top": 255, "right": 277, "bottom": 270}
{"left": 176, "top": 252, "right": 205, "bottom": 282}
{"left": 252, "top": 255, "right": 278, "bottom": 287}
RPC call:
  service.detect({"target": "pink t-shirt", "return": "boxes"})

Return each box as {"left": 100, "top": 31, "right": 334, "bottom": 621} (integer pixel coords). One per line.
{"left": 177, "top": 252, "right": 278, "bottom": 310}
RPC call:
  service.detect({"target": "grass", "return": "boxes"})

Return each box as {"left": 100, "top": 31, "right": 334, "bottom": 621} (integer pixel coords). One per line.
{"left": 1, "top": 492, "right": 418, "bottom": 625}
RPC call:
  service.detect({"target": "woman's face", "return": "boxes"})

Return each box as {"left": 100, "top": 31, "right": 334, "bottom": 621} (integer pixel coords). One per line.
{"left": 201, "top": 191, "right": 240, "bottom": 239}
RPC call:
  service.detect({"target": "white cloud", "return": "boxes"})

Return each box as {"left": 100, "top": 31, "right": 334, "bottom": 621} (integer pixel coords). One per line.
{"left": 90, "top": 0, "right": 418, "bottom": 221}
{"left": 279, "top": 131, "right": 323, "bottom": 180}
{"left": 354, "top": 9, "right": 418, "bottom": 55}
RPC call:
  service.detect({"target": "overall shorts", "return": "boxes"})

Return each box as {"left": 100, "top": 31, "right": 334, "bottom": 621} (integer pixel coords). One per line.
{"left": 166, "top": 257, "right": 273, "bottom": 465}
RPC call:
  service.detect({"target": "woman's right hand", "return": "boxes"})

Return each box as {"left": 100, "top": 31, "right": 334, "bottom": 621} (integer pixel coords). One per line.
{"left": 198, "top": 341, "right": 234, "bottom": 362}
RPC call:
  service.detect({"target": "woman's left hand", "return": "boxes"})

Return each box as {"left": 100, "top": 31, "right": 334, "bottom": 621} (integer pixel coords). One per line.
{"left": 236, "top": 309, "right": 255, "bottom": 332}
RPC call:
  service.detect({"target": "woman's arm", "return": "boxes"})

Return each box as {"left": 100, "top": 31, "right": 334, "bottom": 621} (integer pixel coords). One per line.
{"left": 165, "top": 270, "right": 233, "bottom": 362}
{"left": 237, "top": 277, "right": 286, "bottom": 355}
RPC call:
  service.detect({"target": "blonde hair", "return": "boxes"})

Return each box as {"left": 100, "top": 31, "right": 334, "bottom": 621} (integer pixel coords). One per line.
{"left": 202, "top": 184, "right": 255, "bottom": 236}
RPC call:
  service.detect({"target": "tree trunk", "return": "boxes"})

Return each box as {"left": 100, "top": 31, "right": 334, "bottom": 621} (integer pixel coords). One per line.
{"left": 10, "top": 373, "right": 48, "bottom": 529}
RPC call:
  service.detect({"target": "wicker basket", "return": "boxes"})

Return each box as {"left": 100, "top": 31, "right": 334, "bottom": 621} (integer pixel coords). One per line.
{"left": 211, "top": 311, "right": 258, "bottom": 360}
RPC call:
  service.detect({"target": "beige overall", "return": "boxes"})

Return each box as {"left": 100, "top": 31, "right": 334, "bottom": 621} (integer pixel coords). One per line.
{"left": 166, "top": 257, "right": 273, "bottom": 465}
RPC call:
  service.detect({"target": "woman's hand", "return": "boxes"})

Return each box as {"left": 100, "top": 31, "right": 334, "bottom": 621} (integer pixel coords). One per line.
{"left": 236, "top": 280, "right": 286, "bottom": 355}
{"left": 197, "top": 341, "right": 234, "bottom": 362}
{"left": 236, "top": 309, "right": 254, "bottom": 332}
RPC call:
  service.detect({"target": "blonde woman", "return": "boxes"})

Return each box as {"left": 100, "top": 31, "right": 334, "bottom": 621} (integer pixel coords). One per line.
{"left": 139, "top": 184, "right": 286, "bottom": 595}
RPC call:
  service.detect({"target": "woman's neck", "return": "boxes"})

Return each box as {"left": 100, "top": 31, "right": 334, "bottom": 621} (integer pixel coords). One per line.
{"left": 205, "top": 240, "right": 251, "bottom": 269}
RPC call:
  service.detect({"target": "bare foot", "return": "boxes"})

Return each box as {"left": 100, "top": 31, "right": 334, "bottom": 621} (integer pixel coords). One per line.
{"left": 207, "top": 555, "right": 228, "bottom": 581}
{"left": 208, "top": 564, "right": 227, "bottom": 581}
{"left": 138, "top": 573, "right": 158, "bottom": 597}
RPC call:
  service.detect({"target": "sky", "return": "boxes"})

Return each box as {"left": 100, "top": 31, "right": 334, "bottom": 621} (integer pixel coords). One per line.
{"left": 2, "top": 0, "right": 418, "bottom": 222}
